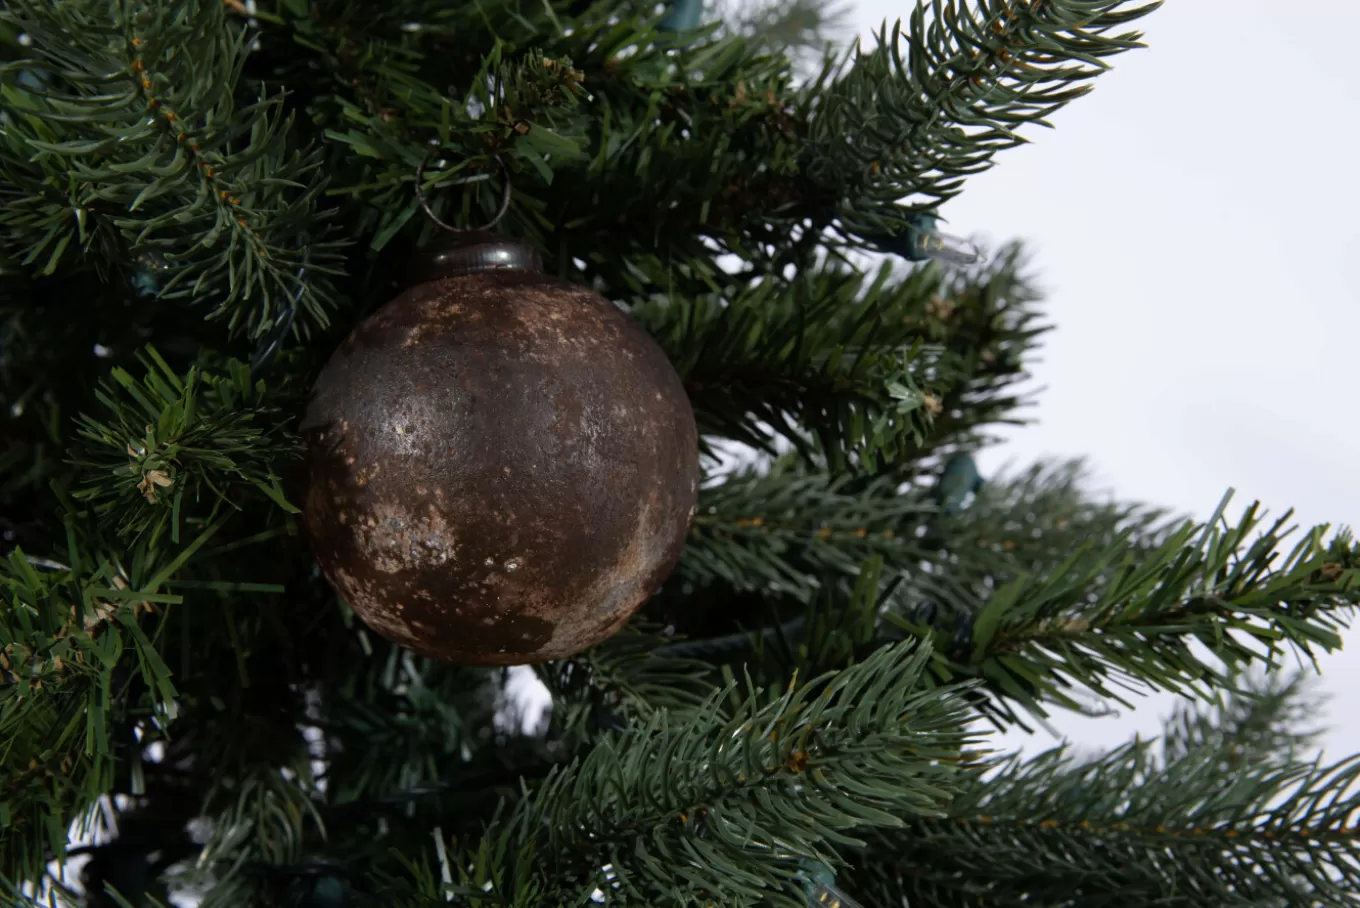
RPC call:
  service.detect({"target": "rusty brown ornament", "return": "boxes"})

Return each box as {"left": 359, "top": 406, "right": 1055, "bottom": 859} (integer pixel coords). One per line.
{"left": 300, "top": 233, "right": 699, "bottom": 665}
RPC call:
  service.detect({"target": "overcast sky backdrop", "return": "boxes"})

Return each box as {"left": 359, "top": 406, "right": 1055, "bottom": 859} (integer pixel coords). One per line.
{"left": 842, "top": 0, "right": 1360, "bottom": 759}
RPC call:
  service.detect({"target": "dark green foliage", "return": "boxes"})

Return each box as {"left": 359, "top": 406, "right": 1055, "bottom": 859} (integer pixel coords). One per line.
{"left": 70, "top": 346, "right": 301, "bottom": 543}
{"left": 443, "top": 640, "right": 982, "bottom": 907}
{"left": 0, "top": 0, "right": 347, "bottom": 340}
{"left": 680, "top": 468, "right": 936, "bottom": 599}
{"left": 0, "top": 513, "right": 208, "bottom": 885}
{"left": 2, "top": 0, "right": 1358, "bottom": 906}
{"left": 636, "top": 241, "right": 1042, "bottom": 468}
{"left": 536, "top": 623, "right": 716, "bottom": 752}
{"left": 894, "top": 494, "right": 1359, "bottom": 728}
{"left": 637, "top": 264, "right": 937, "bottom": 468}
{"left": 678, "top": 460, "right": 1360, "bottom": 733}
{"left": 847, "top": 674, "right": 1360, "bottom": 908}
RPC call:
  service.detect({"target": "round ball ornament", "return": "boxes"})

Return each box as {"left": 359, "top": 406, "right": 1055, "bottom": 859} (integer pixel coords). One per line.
{"left": 300, "top": 229, "right": 699, "bottom": 665}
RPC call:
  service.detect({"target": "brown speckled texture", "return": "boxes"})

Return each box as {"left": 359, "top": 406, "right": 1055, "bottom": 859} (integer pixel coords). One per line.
{"left": 300, "top": 269, "right": 699, "bottom": 665}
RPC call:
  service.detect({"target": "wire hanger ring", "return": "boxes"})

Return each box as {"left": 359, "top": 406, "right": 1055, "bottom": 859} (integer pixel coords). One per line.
{"left": 415, "top": 148, "right": 512, "bottom": 233}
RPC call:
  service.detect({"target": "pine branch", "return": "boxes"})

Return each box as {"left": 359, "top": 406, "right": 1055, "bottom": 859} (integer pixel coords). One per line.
{"left": 680, "top": 460, "right": 1360, "bottom": 733}
{"left": 69, "top": 346, "right": 301, "bottom": 544}
{"left": 0, "top": 0, "right": 346, "bottom": 340}
{"left": 1161, "top": 671, "right": 1326, "bottom": 770}
{"left": 680, "top": 468, "right": 935, "bottom": 601}
{"left": 240, "top": 2, "right": 1157, "bottom": 299}
{"left": 850, "top": 679, "right": 1360, "bottom": 907}
{"left": 314, "top": 652, "right": 501, "bottom": 809}
{"left": 909, "top": 458, "right": 1182, "bottom": 614}
{"left": 680, "top": 458, "right": 1139, "bottom": 616}
{"left": 639, "top": 265, "right": 928, "bottom": 469}
{"left": 246, "top": 1, "right": 809, "bottom": 300}
{"left": 537, "top": 624, "right": 715, "bottom": 753}
{"left": 905, "top": 242, "right": 1047, "bottom": 454}
{"left": 887, "top": 494, "right": 1359, "bottom": 727}
{"left": 0, "top": 505, "right": 227, "bottom": 883}
{"left": 316, "top": 44, "right": 592, "bottom": 255}
{"left": 712, "top": 0, "right": 853, "bottom": 57}
{"left": 195, "top": 767, "right": 326, "bottom": 881}
{"left": 668, "top": 460, "right": 1169, "bottom": 712}
{"left": 634, "top": 244, "right": 1041, "bottom": 471}
{"left": 0, "top": 479, "right": 310, "bottom": 888}
{"left": 802, "top": 0, "right": 1163, "bottom": 239}
{"left": 666, "top": 455, "right": 1358, "bottom": 737}
{"left": 582, "top": 557, "right": 895, "bottom": 734}
{"left": 1, "top": 273, "right": 178, "bottom": 504}
{"left": 250, "top": 0, "right": 797, "bottom": 281}
{"left": 442, "top": 641, "right": 981, "bottom": 907}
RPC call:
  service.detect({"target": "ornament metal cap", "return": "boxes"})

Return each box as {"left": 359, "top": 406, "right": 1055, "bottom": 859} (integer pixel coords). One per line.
{"left": 410, "top": 230, "right": 543, "bottom": 283}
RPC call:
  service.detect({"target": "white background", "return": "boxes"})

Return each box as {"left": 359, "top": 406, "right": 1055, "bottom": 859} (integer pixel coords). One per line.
{"left": 846, "top": 0, "right": 1360, "bottom": 760}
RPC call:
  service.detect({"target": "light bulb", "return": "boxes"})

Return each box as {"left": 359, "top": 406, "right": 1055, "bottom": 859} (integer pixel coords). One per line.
{"left": 913, "top": 227, "right": 984, "bottom": 266}
{"left": 807, "top": 881, "right": 868, "bottom": 908}
{"left": 796, "top": 859, "right": 875, "bottom": 908}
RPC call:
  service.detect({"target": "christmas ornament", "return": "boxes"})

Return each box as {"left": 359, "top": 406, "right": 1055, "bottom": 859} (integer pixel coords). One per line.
{"left": 300, "top": 158, "right": 699, "bottom": 665}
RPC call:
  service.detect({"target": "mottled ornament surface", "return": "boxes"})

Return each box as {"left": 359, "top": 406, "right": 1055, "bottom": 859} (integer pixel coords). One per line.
{"left": 301, "top": 261, "right": 698, "bottom": 665}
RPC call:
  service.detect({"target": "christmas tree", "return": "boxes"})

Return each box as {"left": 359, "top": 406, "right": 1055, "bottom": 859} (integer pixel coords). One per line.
{"left": 3, "top": 0, "right": 1359, "bottom": 905}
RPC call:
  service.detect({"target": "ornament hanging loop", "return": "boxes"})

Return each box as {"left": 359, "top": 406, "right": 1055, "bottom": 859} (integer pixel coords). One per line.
{"left": 410, "top": 149, "right": 542, "bottom": 279}
{"left": 415, "top": 149, "right": 512, "bottom": 234}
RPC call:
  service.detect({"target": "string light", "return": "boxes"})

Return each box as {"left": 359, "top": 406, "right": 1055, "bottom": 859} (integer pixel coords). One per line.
{"left": 798, "top": 862, "right": 871, "bottom": 908}
{"left": 871, "top": 212, "right": 986, "bottom": 266}
{"left": 807, "top": 880, "right": 868, "bottom": 908}
{"left": 909, "top": 224, "right": 985, "bottom": 266}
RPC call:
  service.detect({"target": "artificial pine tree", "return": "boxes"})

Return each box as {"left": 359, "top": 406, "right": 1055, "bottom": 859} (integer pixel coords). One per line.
{"left": 2, "top": 0, "right": 1358, "bottom": 906}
